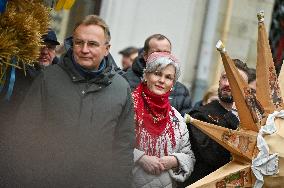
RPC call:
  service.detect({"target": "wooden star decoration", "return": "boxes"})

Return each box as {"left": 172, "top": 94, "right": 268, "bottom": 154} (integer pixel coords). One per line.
{"left": 185, "top": 11, "right": 284, "bottom": 188}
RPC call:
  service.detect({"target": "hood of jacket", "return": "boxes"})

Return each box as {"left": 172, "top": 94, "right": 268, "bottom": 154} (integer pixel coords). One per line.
{"left": 131, "top": 56, "right": 146, "bottom": 78}
{"left": 59, "top": 49, "right": 116, "bottom": 88}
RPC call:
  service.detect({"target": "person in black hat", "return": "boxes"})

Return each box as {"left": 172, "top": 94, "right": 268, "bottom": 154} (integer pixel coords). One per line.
{"left": 0, "top": 29, "right": 60, "bottom": 129}
{"left": 38, "top": 28, "right": 60, "bottom": 67}
{"left": 119, "top": 46, "right": 138, "bottom": 71}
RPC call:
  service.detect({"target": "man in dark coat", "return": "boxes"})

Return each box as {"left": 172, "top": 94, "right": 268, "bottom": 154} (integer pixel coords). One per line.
{"left": 123, "top": 34, "right": 192, "bottom": 116}
{"left": 0, "top": 15, "right": 135, "bottom": 188}
{"left": 183, "top": 59, "right": 249, "bottom": 186}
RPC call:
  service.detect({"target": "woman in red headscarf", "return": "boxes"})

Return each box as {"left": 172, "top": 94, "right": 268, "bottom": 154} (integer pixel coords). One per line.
{"left": 132, "top": 52, "right": 195, "bottom": 188}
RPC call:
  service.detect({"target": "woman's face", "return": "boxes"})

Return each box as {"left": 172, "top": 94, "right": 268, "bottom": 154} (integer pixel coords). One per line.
{"left": 145, "top": 64, "right": 175, "bottom": 95}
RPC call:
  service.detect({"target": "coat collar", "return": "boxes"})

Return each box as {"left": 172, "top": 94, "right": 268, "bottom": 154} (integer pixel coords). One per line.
{"left": 59, "top": 49, "right": 116, "bottom": 89}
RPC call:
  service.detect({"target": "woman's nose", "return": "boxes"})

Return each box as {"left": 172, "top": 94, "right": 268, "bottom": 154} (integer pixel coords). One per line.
{"left": 159, "top": 76, "right": 165, "bottom": 83}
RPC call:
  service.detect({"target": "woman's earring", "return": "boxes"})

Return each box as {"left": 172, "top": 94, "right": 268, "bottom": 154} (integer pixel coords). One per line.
{"left": 170, "top": 87, "right": 173, "bottom": 91}
{"left": 143, "top": 79, "right": 147, "bottom": 83}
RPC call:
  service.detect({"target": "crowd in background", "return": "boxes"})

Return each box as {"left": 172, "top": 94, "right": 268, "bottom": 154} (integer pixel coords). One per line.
{"left": 0, "top": 4, "right": 280, "bottom": 187}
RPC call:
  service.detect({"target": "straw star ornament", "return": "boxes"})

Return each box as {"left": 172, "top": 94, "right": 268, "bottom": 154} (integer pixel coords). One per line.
{"left": 0, "top": 0, "right": 76, "bottom": 99}
{"left": 185, "top": 11, "right": 284, "bottom": 188}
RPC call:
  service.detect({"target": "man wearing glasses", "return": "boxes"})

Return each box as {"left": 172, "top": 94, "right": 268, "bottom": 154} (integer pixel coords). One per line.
{"left": 0, "top": 15, "right": 135, "bottom": 188}
{"left": 38, "top": 29, "right": 60, "bottom": 67}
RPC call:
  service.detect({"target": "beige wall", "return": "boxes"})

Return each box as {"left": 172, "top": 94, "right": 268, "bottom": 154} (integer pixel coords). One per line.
{"left": 51, "top": 9, "right": 70, "bottom": 44}
{"left": 100, "top": 0, "right": 205, "bottom": 89}
{"left": 211, "top": 0, "right": 274, "bottom": 86}
{"left": 100, "top": 0, "right": 274, "bottom": 92}
{"left": 52, "top": 0, "right": 275, "bottom": 100}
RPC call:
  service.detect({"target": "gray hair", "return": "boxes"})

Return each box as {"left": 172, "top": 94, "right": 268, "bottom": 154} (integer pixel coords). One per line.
{"left": 143, "top": 56, "right": 180, "bottom": 82}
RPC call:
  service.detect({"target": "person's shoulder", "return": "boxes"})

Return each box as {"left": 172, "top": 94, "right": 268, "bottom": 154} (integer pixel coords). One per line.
{"left": 121, "top": 67, "right": 141, "bottom": 91}
{"left": 37, "top": 64, "right": 68, "bottom": 84}
{"left": 174, "top": 81, "right": 188, "bottom": 90}
{"left": 171, "top": 106, "right": 183, "bottom": 119}
{"left": 205, "top": 100, "right": 226, "bottom": 112}
{"left": 122, "top": 67, "right": 137, "bottom": 80}
{"left": 196, "top": 100, "right": 220, "bottom": 112}
{"left": 189, "top": 100, "right": 225, "bottom": 124}
{"left": 188, "top": 105, "right": 205, "bottom": 119}
{"left": 171, "top": 107, "right": 188, "bottom": 130}
{"left": 112, "top": 72, "right": 131, "bottom": 89}
{"left": 114, "top": 67, "right": 125, "bottom": 75}
{"left": 44, "top": 64, "right": 64, "bottom": 75}
{"left": 173, "top": 81, "right": 190, "bottom": 95}
{"left": 192, "top": 100, "right": 203, "bottom": 109}
{"left": 105, "top": 53, "right": 126, "bottom": 76}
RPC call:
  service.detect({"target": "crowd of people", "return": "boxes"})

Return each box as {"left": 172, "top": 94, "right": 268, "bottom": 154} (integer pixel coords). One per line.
{"left": 0, "top": 14, "right": 263, "bottom": 188}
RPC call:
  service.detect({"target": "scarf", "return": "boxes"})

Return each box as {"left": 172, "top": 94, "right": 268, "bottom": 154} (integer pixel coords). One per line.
{"left": 72, "top": 54, "right": 106, "bottom": 79}
{"left": 132, "top": 83, "right": 176, "bottom": 157}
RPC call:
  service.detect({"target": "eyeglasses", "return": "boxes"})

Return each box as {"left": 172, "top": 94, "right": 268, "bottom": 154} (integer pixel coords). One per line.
{"left": 73, "top": 38, "right": 109, "bottom": 49}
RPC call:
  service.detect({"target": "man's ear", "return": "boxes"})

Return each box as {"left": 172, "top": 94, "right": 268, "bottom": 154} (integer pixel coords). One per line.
{"left": 143, "top": 51, "right": 147, "bottom": 61}
{"left": 104, "top": 44, "right": 111, "bottom": 56}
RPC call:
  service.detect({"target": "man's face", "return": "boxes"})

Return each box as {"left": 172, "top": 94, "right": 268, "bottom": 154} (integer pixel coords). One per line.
{"left": 249, "top": 80, "right": 256, "bottom": 91}
{"left": 218, "top": 69, "right": 248, "bottom": 103}
{"left": 73, "top": 24, "right": 110, "bottom": 70}
{"left": 143, "top": 38, "right": 171, "bottom": 61}
{"left": 121, "top": 52, "right": 138, "bottom": 71}
{"left": 38, "top": 43, "right": 56, "bottom": 67}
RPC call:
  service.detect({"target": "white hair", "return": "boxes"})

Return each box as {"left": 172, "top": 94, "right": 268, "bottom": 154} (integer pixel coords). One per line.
{"left": 143, "top": 56, "right": 180, "bottom": 82}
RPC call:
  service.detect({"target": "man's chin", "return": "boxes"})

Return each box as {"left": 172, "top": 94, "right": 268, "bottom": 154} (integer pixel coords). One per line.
{"left": 219, "top": 95, "right": 233, "bottom": 103}
{"left": 39, "top": 60, "right": 51, "bottom": 66}
{"left": 77, "top": 61, "right": 98, "bottom": 70}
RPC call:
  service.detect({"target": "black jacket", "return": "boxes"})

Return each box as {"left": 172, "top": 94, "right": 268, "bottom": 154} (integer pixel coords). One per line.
{"left": 123, "top": 56, "right": 192, "bottom": 116}
{"left": 0, "top": 50, "right": 135, "bottom": 188}
{"left": 185, "top": 100, "right": 239, "bottom": 185}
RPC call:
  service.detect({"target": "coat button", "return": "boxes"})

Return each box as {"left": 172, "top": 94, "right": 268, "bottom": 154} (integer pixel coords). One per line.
{"left": 82, "top": 90, "right": 85, "bottom": 94}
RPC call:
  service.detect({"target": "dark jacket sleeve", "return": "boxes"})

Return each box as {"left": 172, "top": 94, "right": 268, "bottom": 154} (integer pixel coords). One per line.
{"left": 16, "top": 73, "right": 45, "bottom": 125}
{"left": 186, "top": 108, "right": 237, "bottom": 184}
{"left": 112, "top": 86, "right": 135, "bottom": 188}
{"left": 122, "top": 69, "right": 141, "bottom": 91}
{"left": 170, "top": 82, "right": 192, "bottom": 116}
{"left": 179, "top": 85, "right": 192, "bottom": 116}
{"left": 189, "top": 109, "right": 234, "bottom": 165}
